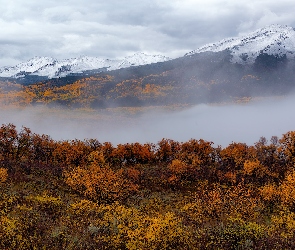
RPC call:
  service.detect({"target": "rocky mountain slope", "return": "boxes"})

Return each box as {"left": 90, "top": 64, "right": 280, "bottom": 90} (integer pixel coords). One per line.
{"left": 0, "top": 53, "right": 171, "bottom": 79}
{"left": 186, "top": 24, "right": 295, "bottom": 64}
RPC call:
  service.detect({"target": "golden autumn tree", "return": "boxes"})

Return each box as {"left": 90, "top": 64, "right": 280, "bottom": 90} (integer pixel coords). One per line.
{"left": 279, "top": 131, "right": 295, "bottom": 171}
{"left": 64, "top": 161, "right": 138, "bottom": 203}
{"left": 0, "top": 123, "right": 18, "bottom": 171}
{"left": 0, "top": 167, "right": 8, "bottom": 183}
{"left": 178, "top": 139, "right": 216, "bottom": 182}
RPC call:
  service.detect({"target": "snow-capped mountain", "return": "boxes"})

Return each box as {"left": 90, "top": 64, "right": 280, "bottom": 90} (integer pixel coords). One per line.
{"left": 2, "top": 24, "right": 295, "bottom": 80}
{"left": 0, "top": 52, "right": 171, "bottom": 79}
{"left": 117, "top": 53, "right": 170, "bottom": 69}
{"left": 186, "top": 24, "right": 295, "bottom": 64}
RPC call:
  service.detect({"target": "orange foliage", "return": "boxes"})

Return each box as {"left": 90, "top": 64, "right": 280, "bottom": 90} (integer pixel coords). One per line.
{"left": 279, "top": 170, "right": 295, "bottom": 210}
{"left": 156, "top": 139, "right": 180, "bottom": 163}
{"left": 2, "top": 124, "right": 295, "bottom": 248}
{"left": 65, "top": 163, "right": 138, "bottom": 202}
{"left": 113, "top": 142, "right": 154, "bottom": 166}
{"left": 168, "top": 159, "right": 194, "bottom": 186}
{"left": 279, "top": 131, "right": 295, "bottom": 166}
{"left": 0, "top": 167, "right": 8, "bottom": 183}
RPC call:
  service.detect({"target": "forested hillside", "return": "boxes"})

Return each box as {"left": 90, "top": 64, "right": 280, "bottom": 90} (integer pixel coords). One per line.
{"left": 2, "top": 123, "right": 295, "bottom": 249}
{"left": 1, "top": 51, "right": 294, "bottom": 109}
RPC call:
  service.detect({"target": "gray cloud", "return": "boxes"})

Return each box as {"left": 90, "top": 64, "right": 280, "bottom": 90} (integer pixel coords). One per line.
{"left": 1, "top": 0, "right": 295, "bottom": 66}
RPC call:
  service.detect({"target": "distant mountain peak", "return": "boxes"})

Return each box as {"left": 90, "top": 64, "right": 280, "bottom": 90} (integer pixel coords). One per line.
{"left": 186, "top": 24, "right": 295, "bottom": 64}
{"left": 0, "top": 53, "right": 171, "bottom": 79}
{"left": 117, "top": 52, "right": 171, "bottom": 68}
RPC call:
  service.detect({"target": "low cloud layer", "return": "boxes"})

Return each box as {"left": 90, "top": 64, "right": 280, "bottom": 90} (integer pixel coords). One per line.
{"left": 1, "top": 96, "right": 295, "bottom": 147}
{"left": 1, "top": 0, "right": 295, "bottom": 66}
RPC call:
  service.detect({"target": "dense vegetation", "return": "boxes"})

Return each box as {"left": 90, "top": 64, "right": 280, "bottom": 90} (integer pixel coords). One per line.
{"left": 2, "top": 123, "right": 295, "bottom": 249}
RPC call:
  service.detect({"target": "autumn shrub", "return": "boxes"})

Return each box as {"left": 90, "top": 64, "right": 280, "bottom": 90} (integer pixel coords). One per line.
{"left": 243, "top": 159, "right": 272, "bottom": 184}
{"left": 64, "top": 163, "right": 138, "bottom": 203}
{"left": 67, "top": 197, "right": 195, "bottom": 249}
{"left": 254, "top": 136, "right": 282, "bottom": 183}
{"left": 87, "top": 149, "right": 106, "bottom": 165}
{"left": 124, "top": 167, "right": 141, "bottom": 186}
{"left": 201, "top": 217, "right": 266, "bottom": 250}
{"left": 278, "top": 170, "right": 295, "bottom": 211}
{"left": 89, "top": 203, "right": 193, "bottom": 250}
{"left": 0, "top": 167, "right": 8, "bottom": 183}
{"left": 100, "top": 142, "right": 115, "bottom": 165}
{"left": 156, "top": 139, "right": 181, "bottom": 163}
{"left": 181, "top": 184, "right": 264, "bottom": 228}
{"left": 64, "top": 199, "right": 103, "bottom": 249}
{"left": 0, "top": 203, "right": 55, "bottom": 250}
{"left": 267, "top": 209, "right": 295, "bottom": 248}
{"left": 279, "top": 131, "right": 295, "bottom": 167}
{"left": 143, "top": 211, "right": 193, "bottom": 249}
{"left": 259, "top": 183, "right": 281, "bottom": 215}
{"left": 0, "top": 215, "right": 30, "bottom": 249}
{"left": 114, "top": 142, "right": 154, "bottom": 166}
{"left": 25, "top": 194, "right": 64, "bottom": 218}
{"left": 178, "top": 139, "right": 217, "bottom": 181}
{"left": 220, "top": 143, "right": 249, "bottom": 169}
{"left": 0, "top": 123, "right": 18, "bottom": 171}
{"left": 52, "top": 139, "right": 93, "bottom": 173}
{"left": 30, "top": 133, "right": 59, "bottom": 175}
{"left": 219, "top": 143, "right": 250, "bottom": 182}
{"left": 260, "top": 183, "right": 279, "bottom": 202}
{"left": 168, "top": 159, "right": 196, "bottom": 188}
{"left": 222, "top": 185, "right": 264, "bottom": 220}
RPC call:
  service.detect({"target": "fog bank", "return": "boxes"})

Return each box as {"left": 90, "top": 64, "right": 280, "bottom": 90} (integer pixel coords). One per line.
{"left": 0, "top": 96, "right": 295, "bottom": 147}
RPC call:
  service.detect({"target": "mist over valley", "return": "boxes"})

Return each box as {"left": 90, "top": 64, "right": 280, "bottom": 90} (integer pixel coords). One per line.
{"left": 1, "top": 25, "right": 295, "bottom": 147}
{"left": 0, "top": 94, "right": 293, "bottom": 147}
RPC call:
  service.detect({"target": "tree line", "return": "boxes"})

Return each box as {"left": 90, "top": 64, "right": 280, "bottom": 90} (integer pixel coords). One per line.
{"left": 2, "top": 123, "right": 295, "bottom": 249}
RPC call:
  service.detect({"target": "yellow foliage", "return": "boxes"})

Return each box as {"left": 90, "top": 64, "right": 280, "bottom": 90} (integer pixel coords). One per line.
{"left": 259, "top": 184, "right": 279, "bottom": 202}
{"left": 87, "top": 150, "right": 106, "bottom": 165}
{"left": 182, "top": 185, "right": 263, "bottom": 227}
{"left": 169, "top": 159, "right": 189, "bottom": 175}
{"left": 279, "top": 170, "right": 295, "bottom": 208}
{"left": 182, "top": 200, "right": 208, "bottom": 225}
{"left": 144, "top": 212, "right": 190, "bottom": 249}
{"left": 243, "top": 159, "right": 261, "bottom": 175}
{"left": 0, "top": 168, "right": 8, "bottom": 183}
{"left": 0, "top": 215, "right": 29, "bottom": 249}
{"left": 270, "top": 210, "right": 295, "bottom": 238}
{"left": 70, "top": 199, "right": 99, "bottom": 217}
{"left": 25, "top": 194, "right": 63, "bottom": 213}
{"left": 89, "top": 203, "right": 192, "bottom": 250}
{"left": 224, "top": 171, "right": 237, "bottom": 184}
{"left": 65, "top": 163, "right": 138, "bottom": 202}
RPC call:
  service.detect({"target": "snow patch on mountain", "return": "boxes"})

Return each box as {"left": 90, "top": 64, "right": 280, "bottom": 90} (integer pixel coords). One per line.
{"left": 186, "top": 24, "right": 295, "bottom": 64}
{"left": 0, "top": 53, "right": 171, "bottom": 79}
{"left": 116, "top": 52, "right": 170, "bottom": 69}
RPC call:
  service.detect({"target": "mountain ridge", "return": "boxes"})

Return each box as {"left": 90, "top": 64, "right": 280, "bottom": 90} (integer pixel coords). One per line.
{"left": 2, "top": 24, "right": 295, "bottom": 81}
{"left": 0, "top": 52, "right": 171, "bottom": 79}
{"left": 186, "top": 24, "right": 295, "bottom": 64}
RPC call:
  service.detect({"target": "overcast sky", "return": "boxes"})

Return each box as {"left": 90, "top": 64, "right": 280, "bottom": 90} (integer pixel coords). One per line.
{"left": 1, "top": 0, "right": 295, "bottom": 67}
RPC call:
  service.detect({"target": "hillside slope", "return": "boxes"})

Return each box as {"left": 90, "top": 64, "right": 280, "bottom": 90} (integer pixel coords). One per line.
{"left": 1, "top": 25, "right": 295, "bottom": 108}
